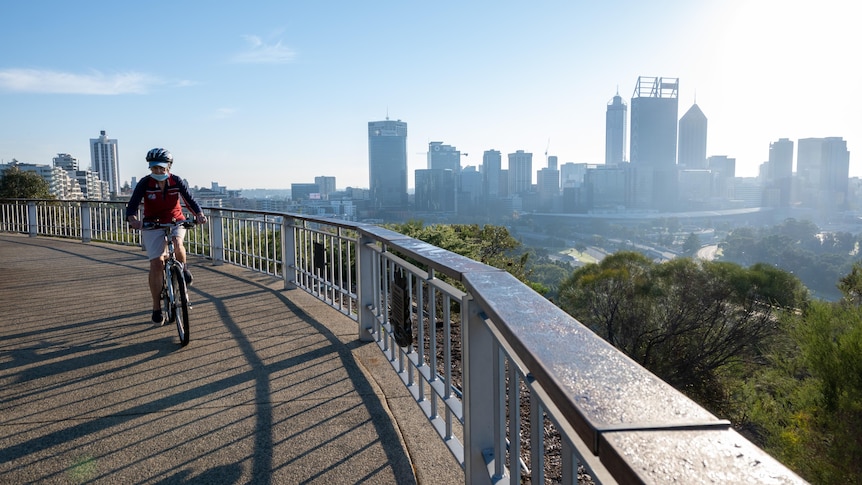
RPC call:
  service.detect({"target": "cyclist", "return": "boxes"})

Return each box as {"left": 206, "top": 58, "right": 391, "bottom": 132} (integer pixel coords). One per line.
{"left": 126, "top": 148, "right": 208, "bottom": 325}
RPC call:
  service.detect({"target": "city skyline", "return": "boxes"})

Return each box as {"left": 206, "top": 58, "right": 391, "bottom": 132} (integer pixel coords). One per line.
{"left": 1, "top": 1, "right": 858, "bottom": 190}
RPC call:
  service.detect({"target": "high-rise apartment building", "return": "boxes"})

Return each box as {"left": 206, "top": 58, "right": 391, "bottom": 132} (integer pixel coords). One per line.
{"left": 368, "top": 118, "right": 408, "bottom": 212}
{"left": 629, "top": 76, "right": 679, "bottom": 210}
{"left": 89, "top": 130, "right": 120, "bottom": 196}
{"left": 678, "top": 103, "right": 708, "bottom": 169}
{"left": 507, "top": 150, "right": 532, "bottom": 195}
{"left": 53, "top": 153, "right": 107, "bottom": 200}
{"left": 605, "top": 91, "right": 627, "bottom": 165}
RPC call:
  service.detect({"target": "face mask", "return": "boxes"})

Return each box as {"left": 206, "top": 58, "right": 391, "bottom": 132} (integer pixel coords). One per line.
{"left": 151, "top": 173, "right": 169, "bottom": 182}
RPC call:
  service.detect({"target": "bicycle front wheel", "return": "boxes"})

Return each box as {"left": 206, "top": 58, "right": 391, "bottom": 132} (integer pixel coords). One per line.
{"left": 170, "top": 266, "right": 190, "bottom": 346}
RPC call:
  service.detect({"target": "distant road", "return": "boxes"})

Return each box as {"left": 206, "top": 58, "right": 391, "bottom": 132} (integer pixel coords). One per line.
{"left": 697, "top": 244, "right": 719, "bottom": 261}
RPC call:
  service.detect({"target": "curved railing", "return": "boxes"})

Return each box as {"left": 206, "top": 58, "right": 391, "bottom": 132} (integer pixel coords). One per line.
{"left": 0, "top": 199, "right": 807, "bottom": 484}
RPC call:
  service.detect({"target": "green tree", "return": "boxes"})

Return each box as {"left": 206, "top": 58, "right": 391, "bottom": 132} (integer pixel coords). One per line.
{"left": 385, "top": 220, "right": 542, "bottom": 290}
{"left": 682, "top": 232, "right": 701, "bottom": 256}
{"left": 0, "top": 166, "right": 53, "bottom": 199}
{"left": 557, "top": 252, "right": 808, "bottom": 408}
{"left": 747, "top": 299, "right": 862, "bottom": 483}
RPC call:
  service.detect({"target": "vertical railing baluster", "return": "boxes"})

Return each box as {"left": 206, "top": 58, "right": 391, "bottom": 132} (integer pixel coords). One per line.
{"left": 510, "top": 363, "right": 523, "bottom": 484}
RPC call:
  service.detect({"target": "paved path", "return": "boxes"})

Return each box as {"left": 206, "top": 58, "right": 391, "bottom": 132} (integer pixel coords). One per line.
{"left": 0, "top": 234, "right": 463, "bottom": 484}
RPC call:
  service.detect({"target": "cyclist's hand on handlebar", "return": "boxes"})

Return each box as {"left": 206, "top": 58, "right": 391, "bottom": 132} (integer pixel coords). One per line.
{"left": 194, "top": 213, "right": 207, "bottom": 225}
{"left": 129, "top": 219, "right": 143, "bottom": 230}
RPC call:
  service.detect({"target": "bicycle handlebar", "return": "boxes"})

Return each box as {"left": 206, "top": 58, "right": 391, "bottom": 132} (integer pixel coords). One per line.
{"left": 141, "top": 220, "right": 197, "bottom": 230}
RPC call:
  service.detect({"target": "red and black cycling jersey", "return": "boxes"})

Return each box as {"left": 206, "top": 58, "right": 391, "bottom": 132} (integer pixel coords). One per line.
{"left": 125, "top": 174, "right": 203, "bottom": 224}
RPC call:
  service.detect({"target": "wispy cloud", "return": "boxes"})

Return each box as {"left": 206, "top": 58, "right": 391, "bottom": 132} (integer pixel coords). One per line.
{"left": 232, "top": 35, "right": 296, "bottom": 64}
{"left": 0, "top": 68, "right": 165, "bottom": 94}
{"left": 214, "top": 108, "right": 236, "bottom": 119}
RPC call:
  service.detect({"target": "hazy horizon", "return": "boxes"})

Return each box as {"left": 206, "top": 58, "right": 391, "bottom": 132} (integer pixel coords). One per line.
{"left": 2, "top": 1, "right": 858, "bottom": 190}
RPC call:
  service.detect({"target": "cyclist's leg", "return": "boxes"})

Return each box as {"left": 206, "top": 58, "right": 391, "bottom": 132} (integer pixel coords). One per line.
{"left": 171, "top": 226, "right": 193, "bottom": 284}
{"left": 173, "top": 236, "right": 186, "bottom": 263}
{"left": 148, "top": 257, "right": 165, "bottom": 309}
{"left": 142, "top": 229, "right": 168, "bottom": 323}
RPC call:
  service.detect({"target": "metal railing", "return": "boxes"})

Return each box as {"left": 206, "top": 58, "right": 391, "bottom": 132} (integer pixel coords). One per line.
{"left": 0, "top": 198, "right": 807, "bottom": 484}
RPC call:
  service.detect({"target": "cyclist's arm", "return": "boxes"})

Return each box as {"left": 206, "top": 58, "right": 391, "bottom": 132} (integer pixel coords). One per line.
{"left": 174, "top": 175, "right": 207, "bottom": 224}
{"left": 126, "top": 178, "right": 148, "bottom": 229}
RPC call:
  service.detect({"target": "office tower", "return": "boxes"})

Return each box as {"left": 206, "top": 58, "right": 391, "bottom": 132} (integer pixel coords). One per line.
{"left": 291, "top": 183, "right": 320, "bottom": 201}
{"left": 482, "top": 149, "right": 502, "bottom": 198}
{"left": 427, "top": 142, "right": 461, "bottom": 172}
{"left": 630, "top": 77, "right": 679, "bottom": 167}
{"left": 797, "top": 138, "right": 823, "bottom": 192}
{"left": 678, "top": 103, "right": 708, "bottom": 169}
{"left": 368, "top": 118, "right": 408, "bottom": 212}
{"left": 584, "top": 165, "right": 629, "bottom": 209}
{"left": 459, "top": 166, "right": 483, "bottom": 212}
{"left": 629, "top": 77, "right": 679, "bottom": 210}
{"left": 414, "top": 169, "right": 455, "bottom": 212}
{"left": 536, "top": 166, "right": 560, "bottom": 208}
{"left": 547, "top": 155, "right": 558, "bottom": 171}
{"left": 708, "top": 155, "right": 736, "bottom": 202}
{"left": 507, "top": 150, "right": 532, "bottom": 195}
{"left": 560, "top": 162, "right": 589, "bottom": 188}
{"left": 314, "top": 176, "right": 336, "bottom": 199}
{"left": 766, "top": 138, "right": 794, "bottom": 207}
{"left": 89, "top": 130, "right": 120, "bottom": 196}
{"left": 678, "top": 169, "right": 713, "bottom": 206}
{"left": 797, "top": 137, "right": 850, "bottom": 209}
{"left": 821, "top": 137, "right": 850, "bottom": 208}
{"left": 707, "top": 155, "right": 736, "bottom": 178}
{"left": 605, "top": 91, "right": 627, "bottom": 165}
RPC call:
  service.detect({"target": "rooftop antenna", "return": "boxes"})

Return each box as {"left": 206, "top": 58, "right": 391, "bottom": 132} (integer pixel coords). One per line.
{"left": 386, "top": 106, "right": 389, "bottom": 121}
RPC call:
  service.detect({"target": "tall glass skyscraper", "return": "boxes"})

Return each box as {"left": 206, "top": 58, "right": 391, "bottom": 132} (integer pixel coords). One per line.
{"left": 482, "top": 149, "right": 502, "bottom": 198}
{"left": 797, "top": 137, "right": 850, "bottom": 209}
{"left": 630, "top": 76, "right": 679, "bottom": 210}
{"left": 605, "top": 91, "right": 627, "bottom": 165}
{"left": 507, "top": 150, "right": 532, "bottom": 195}
{"left": 368, "top": 118, "right": 408, "bottom": 212}
{"left": 678, "top": 103, "right": 708, "bottom": 169}
{"left": 427, "top": 141, "right": 461, "bottom": 172}
{"left": 767, "top": 138, "right": 794, "bottom": 207}
{"left": 89, "top": 130, "right": 120, "bottom": 196}
{"left": 630, "top": 77, "right": 679, "bottom": 167}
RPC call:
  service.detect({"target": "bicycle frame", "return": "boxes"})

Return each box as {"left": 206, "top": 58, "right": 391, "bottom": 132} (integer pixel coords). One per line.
{"left": 144, "top": 221, "right": 195, "bottom": 345}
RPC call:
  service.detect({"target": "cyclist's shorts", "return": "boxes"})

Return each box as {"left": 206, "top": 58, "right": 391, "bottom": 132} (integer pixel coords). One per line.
{"left": 141, "top": 226, "right": 186, "bottom": 261}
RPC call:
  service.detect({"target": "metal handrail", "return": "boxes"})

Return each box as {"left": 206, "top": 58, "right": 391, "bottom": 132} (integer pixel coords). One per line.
{"left": 0, "top": 198, "right": 807, "bottom": 484}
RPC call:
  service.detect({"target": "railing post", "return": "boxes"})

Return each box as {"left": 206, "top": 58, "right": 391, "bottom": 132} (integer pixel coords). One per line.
{"left": 80, "top": 202, "right": 92, "bottom": 243}
{"left": 356, "top": 233, "right": 375, "bottom": 342}
{"left": 27, "top": 201, "right": 37, "bottom": 237}
{"left": 462, "top": 294, "right": 496, "bottom": 485}
{"left": 210, "top": 210, "right": 225, "bottom": 266}
{"left": 281, "top": 216, "right": 296, "bottom": 290}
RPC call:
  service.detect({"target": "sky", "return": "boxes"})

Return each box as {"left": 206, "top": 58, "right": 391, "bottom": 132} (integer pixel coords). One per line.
{"left": 1, "top": 1, "right": 859, "bottom": 191}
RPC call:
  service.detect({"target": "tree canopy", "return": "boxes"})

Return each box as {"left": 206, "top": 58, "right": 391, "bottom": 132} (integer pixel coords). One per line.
{"left": 0, "top": 166, "right": 53, "bottom": 199}
{"left": 557, "top": 252, "right": 808, "bottom": 405}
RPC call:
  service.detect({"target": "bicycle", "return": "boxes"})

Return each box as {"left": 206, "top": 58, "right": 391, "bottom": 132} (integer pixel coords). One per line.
{"left": 143, "top": 220, "right": 196, "bottom": 346}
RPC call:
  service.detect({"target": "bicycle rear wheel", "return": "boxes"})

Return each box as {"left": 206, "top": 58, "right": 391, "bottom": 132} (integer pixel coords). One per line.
{"left": 170, "top": 266, "right": 190, "bottom": 346}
